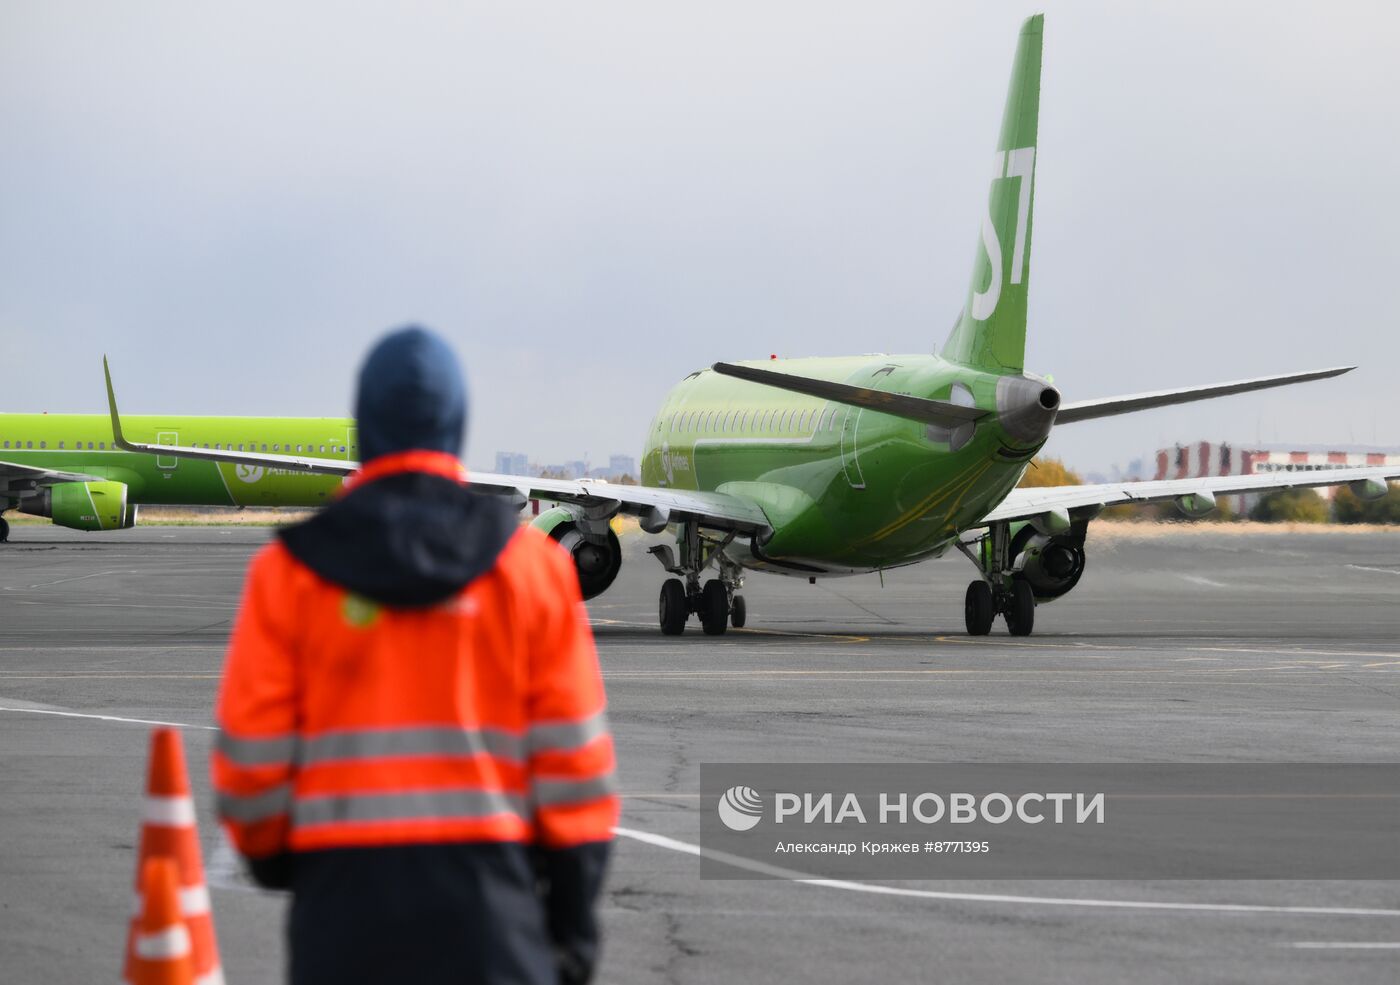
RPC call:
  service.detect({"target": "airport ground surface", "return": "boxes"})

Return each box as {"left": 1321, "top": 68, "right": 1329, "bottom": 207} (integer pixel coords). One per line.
{"left": 1, "top": 524, "right": 1398, "bottom": 983}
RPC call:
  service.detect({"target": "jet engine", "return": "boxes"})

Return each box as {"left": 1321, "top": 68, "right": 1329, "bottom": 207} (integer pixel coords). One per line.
{"left": 1010, "top": 521, "right": 1086, "bottom": 602}
{"left": 530, "top": 505, "right": 622, "bottom": 600}
{"left": 24, "top": 480, "right": 137, "bottom": 531}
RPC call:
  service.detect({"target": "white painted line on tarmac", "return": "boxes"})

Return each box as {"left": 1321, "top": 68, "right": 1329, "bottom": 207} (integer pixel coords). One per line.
{"left": 611, "top": 826, "right": 1400, "bottom": 918}
{"left": 1179, "top": 574, "right": 1229, "bottom": 588}
{"left": 6, "top": 569, "right": 136, "bottom": 590}
{"left": 1288, "top": 941, "right": 1400, "bottom": 949}
{"left": 12, "top": 705, "right": 1398, "bottom": 919}
{"left": 0, "top": 706, "right": 216, "bottom": 730}
{"left": 1347, "top": 564, "right": 1400, "bottom": 576}
{"left": 206, "top": 831, "right": 278, "bottom": 895}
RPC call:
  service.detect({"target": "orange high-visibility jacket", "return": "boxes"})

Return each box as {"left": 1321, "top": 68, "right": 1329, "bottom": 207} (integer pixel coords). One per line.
{"left": 213, "top": 455, "right": 618, "bottom": 860}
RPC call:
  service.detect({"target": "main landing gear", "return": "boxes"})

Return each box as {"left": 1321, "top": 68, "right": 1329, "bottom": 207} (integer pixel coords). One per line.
{"left": 649, "top": 521, "right": 746, "bottom": 637}
{"left": 957, "top": 521, "right": 1035, "bottom": 637}
{"left": 0, "top": 516, "right": 9, "bottom": 543}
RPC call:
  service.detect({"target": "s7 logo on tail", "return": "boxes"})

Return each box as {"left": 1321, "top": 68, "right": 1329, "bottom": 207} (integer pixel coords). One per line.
{"left": 970, "top": 145, "right": 1036, "bottom": 321}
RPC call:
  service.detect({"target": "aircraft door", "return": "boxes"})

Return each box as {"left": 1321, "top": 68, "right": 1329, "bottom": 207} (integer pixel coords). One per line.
{"left": 156, "top": 431, "right": 179, "bottom": 470}
{"left": 840, "top": 407, "right": 865, "bottom": 489}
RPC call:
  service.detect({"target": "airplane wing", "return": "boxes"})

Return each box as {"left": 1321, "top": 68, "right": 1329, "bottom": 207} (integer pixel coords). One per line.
{"left": 0, "top": 459, "right": 104, "bottom": 487}
{"left": 981, "top": 465, "right": 1400, "bottom": 525}
{"left": 1054, "top": 366, "right": 1353, "bottom": 424}
{"left": 469, "top": 471, "right": 772, "bottom": 535}
{"left": 102, "top": 358, "right": 772, "bottom": 536}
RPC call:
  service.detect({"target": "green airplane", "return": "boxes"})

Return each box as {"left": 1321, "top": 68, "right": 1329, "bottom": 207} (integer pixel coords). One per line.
{"left": 4, "top": 16, "right": 1396, "bottom": 637}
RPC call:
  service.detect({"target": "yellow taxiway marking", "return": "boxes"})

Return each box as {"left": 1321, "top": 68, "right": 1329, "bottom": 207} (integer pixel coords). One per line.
{"left": 931, "top": 635, "right": 1400, "bottom": 658}
{"left": 730, "top": 627, "right": 871, "bottom": 643}
{"left": 591, "top": 619, "right": 1400, "bottom": 660}
{"left": 591, "top": 617, "right": 872, "bottom": 643}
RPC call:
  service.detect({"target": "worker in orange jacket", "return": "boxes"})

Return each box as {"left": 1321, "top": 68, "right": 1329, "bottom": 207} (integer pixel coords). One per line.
{"left": 213, "top": 326, "right": 618, "bottom": 985}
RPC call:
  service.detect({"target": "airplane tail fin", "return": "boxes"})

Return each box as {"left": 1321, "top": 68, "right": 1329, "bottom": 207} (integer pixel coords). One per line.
{"left": 942, "top": 14, "right": 1042, "bottom": 374}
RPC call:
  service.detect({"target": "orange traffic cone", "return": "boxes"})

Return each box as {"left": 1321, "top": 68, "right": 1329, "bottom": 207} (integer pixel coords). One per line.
{"left": 128, "top": 857, "right": 195, "bottom": 985}
{"left": 125, "top": 728, "right": 224, "bottom": 985}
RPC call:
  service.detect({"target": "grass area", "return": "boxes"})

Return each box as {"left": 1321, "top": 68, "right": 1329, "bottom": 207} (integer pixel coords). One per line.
{"left": 3, "top": 506, "right": 315, "bottom": 527}
{"left": 2, "top": 509, "right": 1390, "bottom": 534}
{"left": 1088, "top": 519, "right": 1398, "bottom": 541}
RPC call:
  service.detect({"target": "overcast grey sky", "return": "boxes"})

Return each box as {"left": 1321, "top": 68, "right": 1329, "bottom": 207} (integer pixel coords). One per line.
{"left": 3, "top": 2, "right": 1397, "bottom": 474}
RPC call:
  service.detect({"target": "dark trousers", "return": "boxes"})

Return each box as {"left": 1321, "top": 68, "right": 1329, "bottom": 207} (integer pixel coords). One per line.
{"left": 288, "top": 843, "right": 560, "bottom": 985}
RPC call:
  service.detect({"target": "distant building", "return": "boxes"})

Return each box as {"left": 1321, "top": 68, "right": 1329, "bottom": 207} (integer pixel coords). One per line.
{"left": 502, "top": 452, "right": 636, "bottom": 481}
{"left": 534, "top": 460, "right": 591, "bottom": 479}
{"left": 1149, "top": 442, "right": 1400, "bottom": 513}
{"left": 1116, "top": 457, "right": 1147, "bottom": 482}
{"left": 494, "top": 451, "right": 529, "bottom": 476}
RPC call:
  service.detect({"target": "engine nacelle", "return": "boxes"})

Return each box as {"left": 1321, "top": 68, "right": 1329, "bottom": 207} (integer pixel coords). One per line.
{"left": 23, "top": 481, "right": 136, "bottom": 531}
{"left": 1174, "top": 490, "right": 1217, "bottom": 518}
{"left": 1350, "top": 477, "right": 1389, "bottom": 501}
{"left": 1010, "top": 523, "right": 1086, "bottom": 603}
{"left": 530, "top": 505, "right": 622, "bottom": 600}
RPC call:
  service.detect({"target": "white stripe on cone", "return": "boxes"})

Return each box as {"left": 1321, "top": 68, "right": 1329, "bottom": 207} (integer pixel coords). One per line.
{"left": 195, "top": 967, "right": 226, "bottom": 985}
{"left": 144, "top": 795, "right": 197, "bottom": 826}
{"left": 134, "top": 924, "right": 192, "bottom": 960}
{"left": 130, "top": 883, "right": 211, "bottom": 917}
{"left": 179, "top": 884, "right": 211, "bottom": 916}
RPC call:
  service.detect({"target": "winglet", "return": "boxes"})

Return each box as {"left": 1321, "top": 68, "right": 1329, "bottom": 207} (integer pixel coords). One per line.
{"left": 103, "top": 356, "right": 135, "bottom": 451}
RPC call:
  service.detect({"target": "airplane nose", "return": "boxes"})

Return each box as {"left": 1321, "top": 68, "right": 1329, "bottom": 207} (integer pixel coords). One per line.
{"left": 996, "top": 374, "right": 1060, "bottom": 446}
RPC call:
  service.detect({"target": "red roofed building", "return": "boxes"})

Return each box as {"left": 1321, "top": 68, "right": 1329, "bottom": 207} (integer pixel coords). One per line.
{"left": 1150, "top": 443, "right": 1400, "bottom": 513}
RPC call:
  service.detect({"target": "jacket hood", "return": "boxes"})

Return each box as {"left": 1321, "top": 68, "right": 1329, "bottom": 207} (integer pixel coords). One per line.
{"left": 355, "top": 326, "right": 467, "bottom": 464}
{"left": 278, "top": 471, "right": 517, "bottom": 607}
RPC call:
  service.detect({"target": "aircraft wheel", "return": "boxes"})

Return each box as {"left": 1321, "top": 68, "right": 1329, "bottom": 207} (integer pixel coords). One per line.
{"left": 659, "top": 578, "right": 688, "bottom": 636}
{"left": 699, "top": 580, "right": 729, "bottom": 636}
{"left": 0, "top": 516, "right": 8, "bottom": 543}
{"left": 730, "top": 594, "right": 747, "bottom": 629}
{"left": 1003, "top": 578, "right": 1035, "bottom": 637}
{"left": 964, "top": 581, "right": 994, "bottom": 636}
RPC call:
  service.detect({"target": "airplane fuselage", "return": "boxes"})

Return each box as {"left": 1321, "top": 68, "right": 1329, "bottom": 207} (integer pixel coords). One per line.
{"left": 0, "top": 414, "right": 354, "bottom": 511}
{"left": 639, "top": 354, "right": 1046, "bottom": 575}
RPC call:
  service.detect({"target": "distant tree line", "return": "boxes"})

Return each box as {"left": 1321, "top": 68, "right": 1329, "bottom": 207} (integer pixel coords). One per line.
{"left": 1330, "top": 483, "right": 1400, "bottom": 524}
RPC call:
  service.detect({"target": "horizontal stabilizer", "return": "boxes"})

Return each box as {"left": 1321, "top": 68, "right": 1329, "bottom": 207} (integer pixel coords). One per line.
{"left": 1056, "top": 366, "right": 1354, "bottom": 424}
{"left": 711, "top": 362, "right": 988, "bottom": 428}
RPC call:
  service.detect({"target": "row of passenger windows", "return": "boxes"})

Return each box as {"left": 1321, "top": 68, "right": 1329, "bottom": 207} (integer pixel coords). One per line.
{"left": 665, "top": 405, "right": 840, "bottom": 436}
{"left": 3, "top": 440, "right": 110, "bottom": 450}
{"left": 1, "top": 439, "right": 348, "bottom": 453}
{"left": 194, "top": 442, "right": 348, "bottom": 453}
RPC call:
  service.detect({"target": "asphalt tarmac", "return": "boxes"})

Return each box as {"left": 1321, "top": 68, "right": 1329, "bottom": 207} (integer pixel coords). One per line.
{"left": 1, "top": 523, "right": 1398, "bottom": 984}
